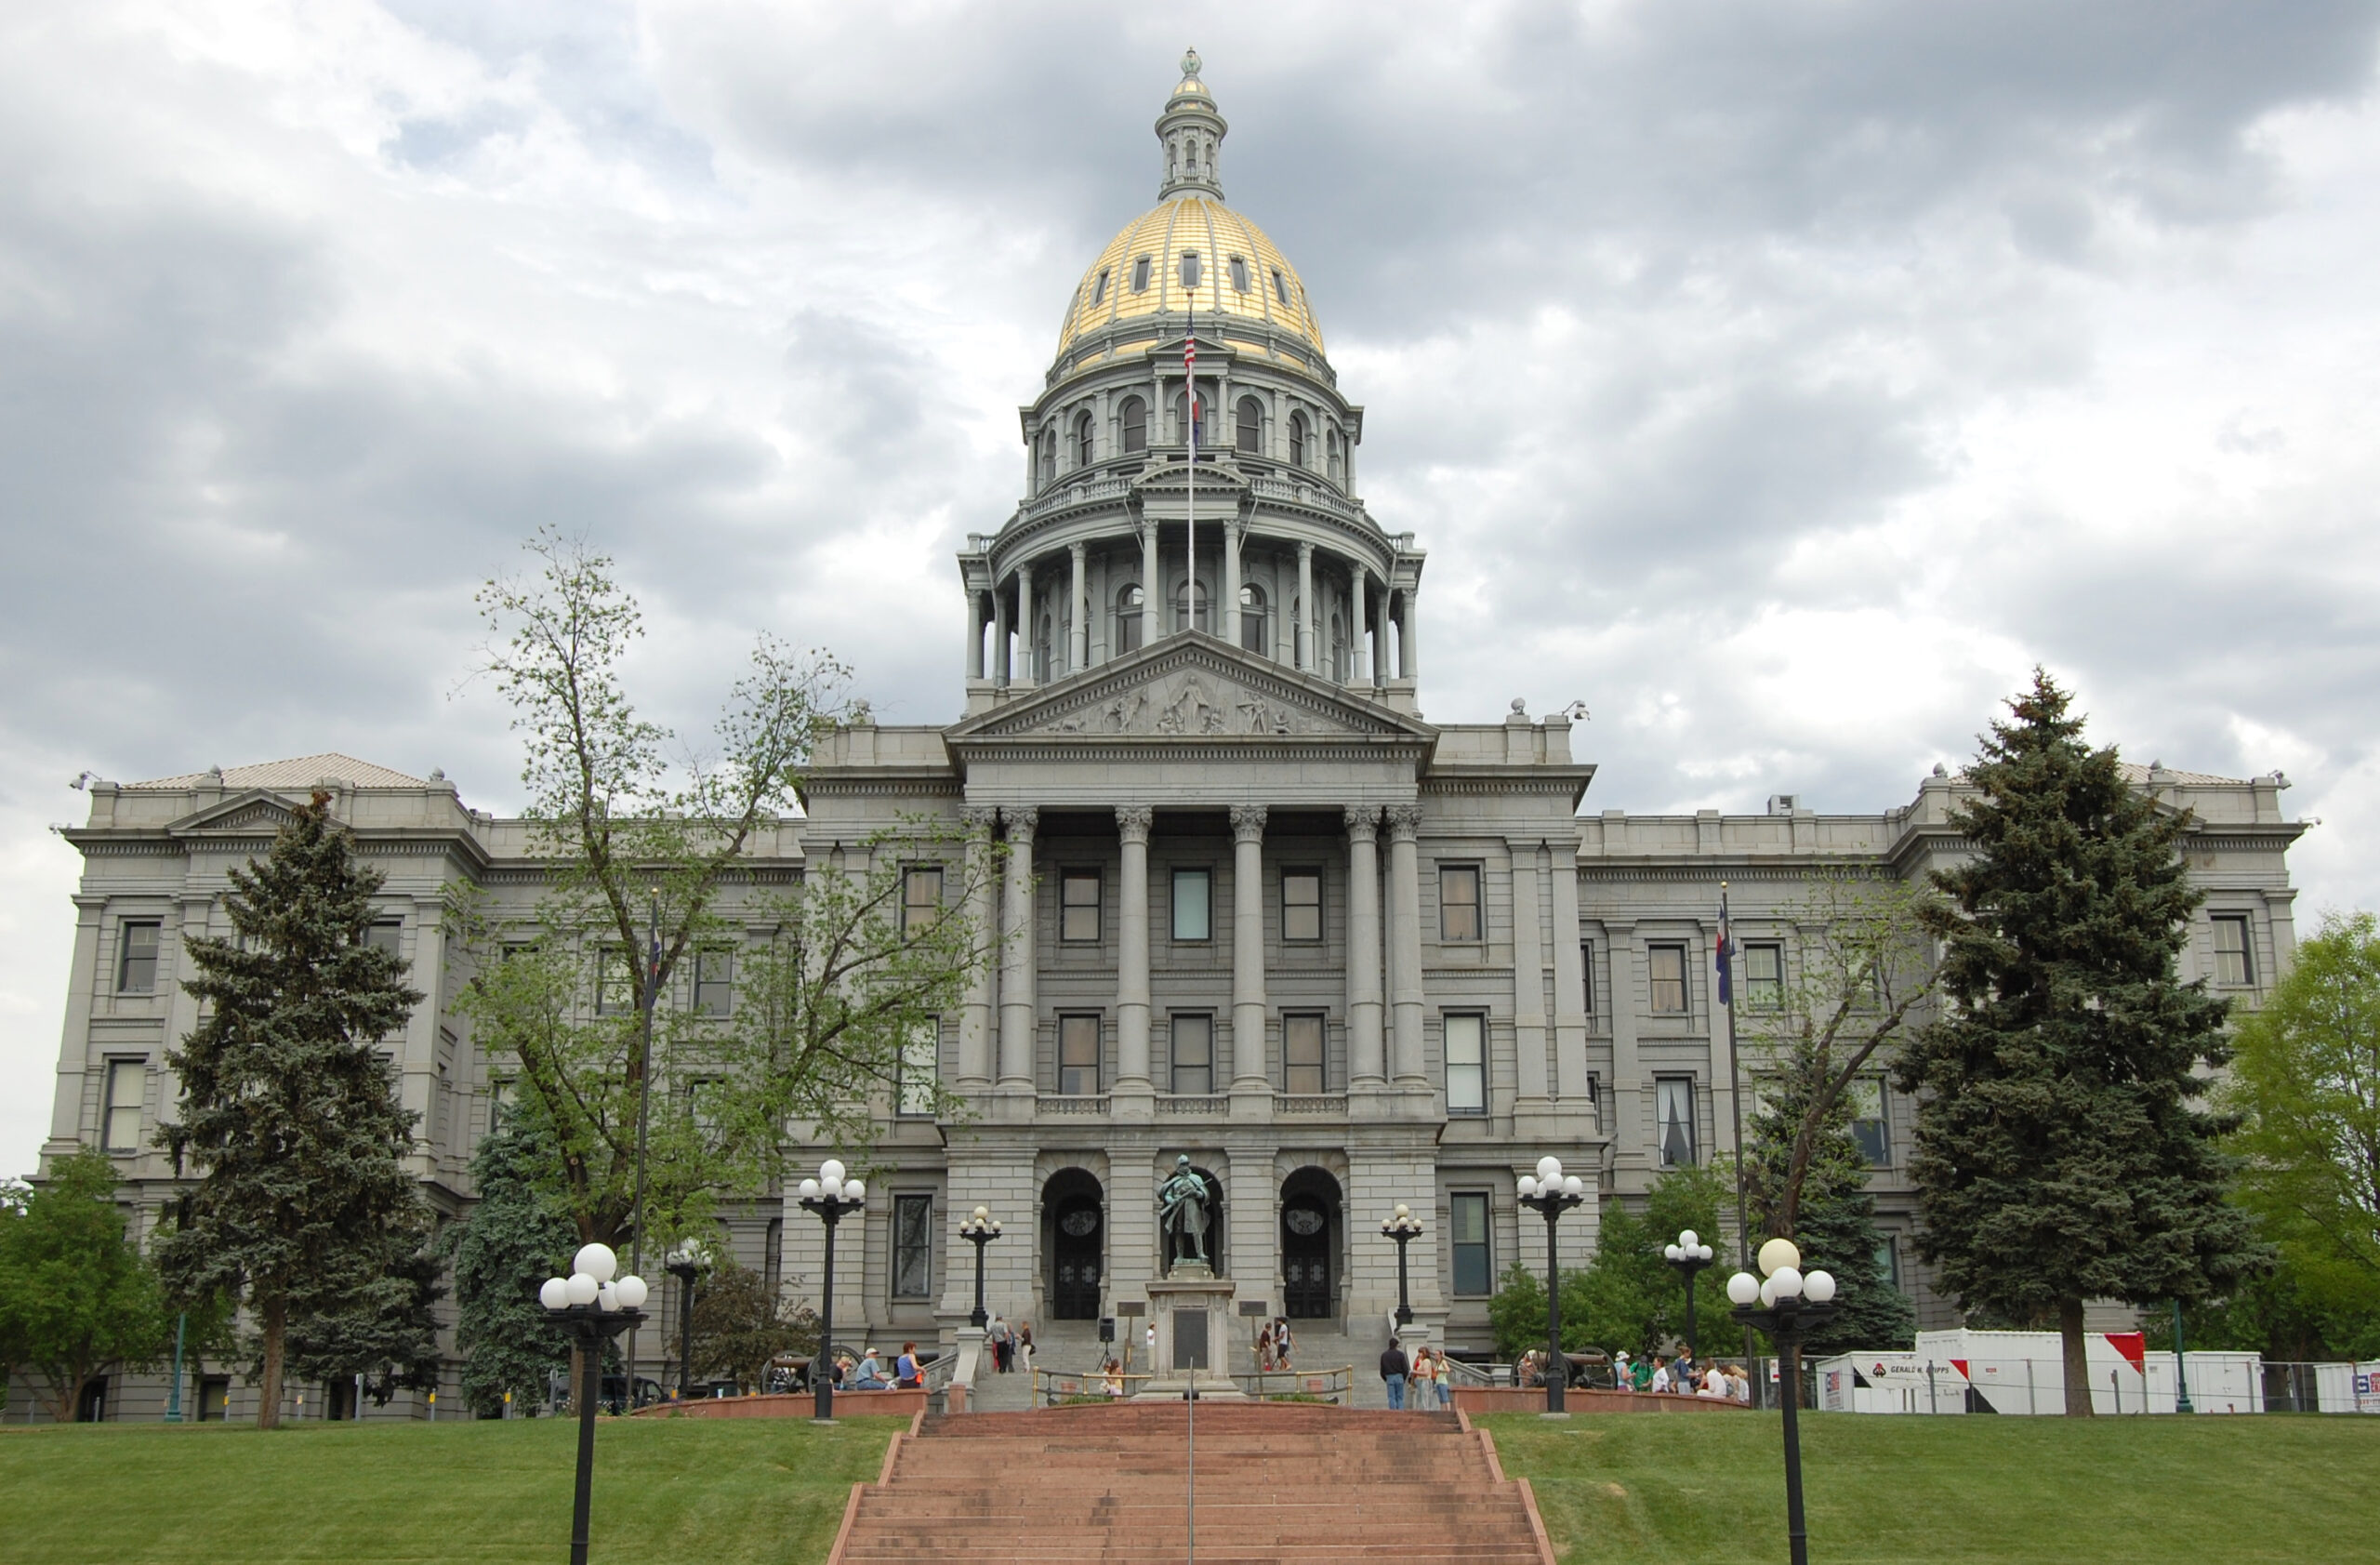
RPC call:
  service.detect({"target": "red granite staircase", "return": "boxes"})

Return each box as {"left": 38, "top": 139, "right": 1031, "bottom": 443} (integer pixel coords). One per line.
{"left": 826, "top": 1400, "right": 1555, "bottom": 1565}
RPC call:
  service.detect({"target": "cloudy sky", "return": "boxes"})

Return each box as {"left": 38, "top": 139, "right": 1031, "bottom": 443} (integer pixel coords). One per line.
{"left": 5, "top": 1, "right": 2378, "bottom": 1178}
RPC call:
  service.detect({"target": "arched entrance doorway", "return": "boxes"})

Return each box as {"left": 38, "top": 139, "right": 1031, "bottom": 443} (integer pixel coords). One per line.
{"left": 1279, "top": 1167, "right": 1344, "bottom": 1320}
{"left": 1041, "top": 1169, "right": 1104, "bottom": 1320}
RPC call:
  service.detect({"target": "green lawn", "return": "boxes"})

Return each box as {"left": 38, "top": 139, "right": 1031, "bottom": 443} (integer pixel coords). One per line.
{"left": 0, "top": 1414, "right": 906, "bottom": 1565}
{"left": 1480, "top": 1411, "right": 2380, "bottom": 1563}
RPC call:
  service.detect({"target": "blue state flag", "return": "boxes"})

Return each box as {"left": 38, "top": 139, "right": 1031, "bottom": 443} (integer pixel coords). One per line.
{"left": 1715, "top": 888, "right": 1733, "bottom": 1008}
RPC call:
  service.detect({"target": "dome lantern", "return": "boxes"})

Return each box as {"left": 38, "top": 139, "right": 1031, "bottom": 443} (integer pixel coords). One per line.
{"left": 1157, "top": 47, "right": 1227, "bottom": 202}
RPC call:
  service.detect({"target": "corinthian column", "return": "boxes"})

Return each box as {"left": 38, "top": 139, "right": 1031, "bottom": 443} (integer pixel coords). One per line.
{"left": 1230, "top": 804, "right": 1270, "bottom": 1090}
{"left": 958, "top": 804, "right": 999, "bottom": 1087}
{"left": 1116, "top": 805, "right": 1154, "bottom": 1087}
{"left": 997, "top": 806, "right": 1038, "bottom": 1094}
{"left": 1069, "top": 542, "right": 1089, "bottom": 673}
{"left": 1385, "top": 803, "right": 1425, "bottom": 1085}
{"left": 1344, "top": 805, "right": 1384, "bottom": 1085}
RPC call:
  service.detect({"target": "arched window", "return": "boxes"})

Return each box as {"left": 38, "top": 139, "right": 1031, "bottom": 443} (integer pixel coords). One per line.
{"left": 1327, "top": 430, "right": 1342, "bottom": 483}
{"left": 1172, "top": 580, "right": 1210, "bottom": 634}
{"left": 1238, "top": 583, "right": 1268, "bottom": 655}
{"left": 1228, "top": 256, "right": 1250, "bottom": 294}
{"left": 1172, "top": 391, "right": 1209, "bottom": 450}
{"left": 1236, "top": 398, "right": 1262, "bottom": 455}
{"left": 1075, "top": 412, "right": 1094, "bottom": 468}
{"left": 1116, "top": 584, "right": 1144, "bottom": 654}
{"left": 1289, "top": 413, "right": 1308, "bottom": 468}
{"left": 1131, "top": 257, "right": 1152, "bottom": 293}
{"left": 1119, "top": 397, "right": 1146, "bottom": 455}
{"left": 1091, "top": 268, "right": 1109, "bottom": 306}
{"left": 1039, "top": 431, "right": 1055, "bottom": 486}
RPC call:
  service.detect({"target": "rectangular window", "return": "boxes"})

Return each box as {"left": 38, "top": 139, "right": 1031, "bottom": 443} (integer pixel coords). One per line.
{"left": 898, "top": 1021, "right": 939, "bottom": 1117}
{"left": 1170, "top": 1014, "right": 1213, "bottom": 1095}
{"left": 595, "top": 947, "right": 634, "bottom": 1015}
{"left": 1876, "top": 1234, "right": 1902, "bottom": 1292}
{"left": 363, "top": 920, "right": 403, "bottom": 958}
{"left": 1283, "top": 1013, "right": 1326, "bottom": 1094}
{"left": 902, "top": 866, "right": 944, "bottom": 936}
{"left": 1744, "top": 942, "right": 1784, "bottom": 1010}
{"left": 1438, "top": 866, "right": 1482, "bottom": 943}
{"left": 1450, "top": 1192, "right": 1492, "bottom": 1296}
{"left": 1849, "top": 1076, "right": 1890, "bottom": 1167}
{"left": 1061, "top": 869, "right": 1102, "bottom": 944}
{"left": 1172, "top": 869, "right": 1211, "bottom": 942}
{"left": 488, "top": 1078, "right": 518, "bottom": 1137}
{"left": 694, "top": 948, "right": 734, "bottom": 1017}
{"left": 892, "top": 1194, "right": 933, "bottom": 1300}
{"left": 1580, "top": 941, "right": 1595, "bottom": 1014}
{"left": 1656, "top": 1077, "right": 1698, "bottom": 1166}
{"left": 1281, "top": 869, "right": 1322, "bottom": 943}
{"left": 683, "top": 1076, "right": 723, "bottom": 1131}
{"left": 1444, "top": 1013, "right": 1486, "bottom": 1114}
{"left": 1648, "top": 943, "right": 1688, "bottom": 1015}
{"left": 116, "top": 922, "right": 161, "bottom": 994}
{"left": 1060, "top": 1014, "right": 1103, "bottom": 1095}
{"left": 2213, "top": 915, "right": 2254, "bottom": 986}
{"left": 102, "top": 1059, "right": 145, "bottom": 1152}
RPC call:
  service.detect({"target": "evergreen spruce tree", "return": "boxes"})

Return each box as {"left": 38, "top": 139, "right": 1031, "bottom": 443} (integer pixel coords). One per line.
{"left": 1745, "top": 1041, "right": 1916, "bottom": 1354}
{"left": 447, "top": 1123, "right": 576, "bottom": 1417}
{"left": 1897, "top": 671, "right": 2266, "bottom": 1414}
{"left": 157, "top": 791, "right": 429, "bottom": 1429}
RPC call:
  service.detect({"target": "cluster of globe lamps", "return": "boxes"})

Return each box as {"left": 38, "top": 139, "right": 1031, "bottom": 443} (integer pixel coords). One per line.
{"left": 798, "top": 1158, "right": 867, "bottom": 1209}
{"left": 1726, "top": 1236, "right": 1839, "bottom": 1313}
{"left": 538, "top": 1243, "right": 650, "bottom": 1316}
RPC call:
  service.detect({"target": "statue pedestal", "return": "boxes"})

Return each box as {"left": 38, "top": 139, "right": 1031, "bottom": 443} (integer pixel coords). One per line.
{"left": 1134, "top": 1273, "right": 1246, "bottom": 1400}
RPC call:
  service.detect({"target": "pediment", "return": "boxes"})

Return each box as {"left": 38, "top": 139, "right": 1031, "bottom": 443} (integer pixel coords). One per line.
{"left": 948, "top": 632, "right": 1435, "bottom": 746}
{"left": 168, "top": 789, "right": 307, "bottom": 836}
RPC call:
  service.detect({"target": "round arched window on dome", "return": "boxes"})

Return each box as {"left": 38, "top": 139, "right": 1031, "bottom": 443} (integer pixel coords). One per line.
{"left": 1238, "top": 583, "right": 1269, "bottom": 656}
{"left": 1236, "top": 398, "right": 1263, "bottom": 455}
{"left": 1119, "top": 397, "right": 1146, "bottom": 455}
{"left": 1173, "top": 580, "right": 1210, "bottom": 635}
{"left": 1116, "top": 584, "right": 1145, "bottom": 654}
{"left": 1289, "top": 413, "right": 1308, "bottom": 469}
{"left": 1075, "top": 413, "right": 1094, "bottom": 468}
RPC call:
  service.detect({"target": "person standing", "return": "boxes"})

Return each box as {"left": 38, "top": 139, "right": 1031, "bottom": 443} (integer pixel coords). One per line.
{"left": 1275, "top": 1318, "right": 1294, "bottom": 1371}
{"left": 989, "top": 1315, "right": 1011, "bottom": 1373}
{"left": 1018, "top": 1320, "right": 1036, "bottom": 1381}
{"left": 1256, "top": 1321, "right": 1275, "bottom": 1373}
{"left": 1650, "top": 1355, "right": 1673, "bottom": 1395}
{"left": 1381, "top": 1337, "right": 1410, "bottom": 1411}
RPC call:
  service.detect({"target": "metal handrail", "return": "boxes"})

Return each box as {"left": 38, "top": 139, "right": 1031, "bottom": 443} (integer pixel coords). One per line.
{"left": 1035, "top": 1367, "right": 1154, "bottom": 1404}
{"left": 1238, "top": 1365, "right": 1354, "bottom": 1404}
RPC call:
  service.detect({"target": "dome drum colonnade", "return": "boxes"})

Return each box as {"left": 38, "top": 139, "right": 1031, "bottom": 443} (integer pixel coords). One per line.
{"left": 960, "top": 51, "right": 1423, "bottom": 714}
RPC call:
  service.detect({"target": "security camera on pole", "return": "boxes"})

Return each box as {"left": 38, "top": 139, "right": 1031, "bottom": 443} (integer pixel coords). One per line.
{"left": 1726, "top": 1238, "right": 1840, "bottom": 1565}
{"left": 798, "top": 1159, "right": 866, "bottom": 1423}
{"left": 537, "top": 1243, "right": 650, "bottom": 1565}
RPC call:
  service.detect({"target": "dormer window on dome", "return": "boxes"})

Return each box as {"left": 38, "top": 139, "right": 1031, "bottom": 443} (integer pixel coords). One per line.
{"left": 1229, "top": 257, "right": 1250, "bottom": 293}
{"left": 1132, "top": 257, "right": 1152, "bottom": 293}
{"left": 1092, "top": 268, "right": 1109, "bottom": 305}
{"left": 1272, "top": 268, "right": 1289, "bottom": 305}
{"left": 1179, "top": 251, "right": 1201, "bottom": 290}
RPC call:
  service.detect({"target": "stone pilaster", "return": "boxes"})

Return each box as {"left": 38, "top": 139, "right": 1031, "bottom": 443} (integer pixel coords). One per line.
{"left": 958, "top": 805, "right": 999, "bottom": 1087}
{"left": 1385, "top": 804, "right": 1425, "bottom": 1089}
{"left": 1115, "top": 805, "right": 1155, "bottom": 1120}
{"left": 1343, "top": 806, "right": 1385, "bottom": 1088}
{"left": 997, "top": 807, "right": 1038, "bottom": 1116}
{"left": 1229, "top": 803, "right": 1271, "bottom": 1121}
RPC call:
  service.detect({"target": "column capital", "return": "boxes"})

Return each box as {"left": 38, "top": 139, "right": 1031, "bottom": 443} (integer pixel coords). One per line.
{"left": 1296, "top": 538, "right": 1315, "bottom": 560}
{"left": 1001, "top": 805, "right": 1039, "bottom": 840}
{"left": 1116, "top": 804, "right": 1155, "bottom": 842}
{"left": 1384, "top": 803, "right": 1422, "bottom": 842}
{"left": 1069, "top": 539, "right": 1087, "bottom": 562}
{"left": 1229, "top": 803, "right": 1268, "bottom": 842}
{"left": 961, "top": 804, "right": 999, "bottom": 831}
{"left": 1342, "top": 803, "right": 1382, "bottom": 841}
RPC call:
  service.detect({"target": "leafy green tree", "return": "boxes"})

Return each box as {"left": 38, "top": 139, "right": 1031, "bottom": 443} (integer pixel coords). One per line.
{"left": 156, "top": 790, "right": 430, "bottom": 1429}
{"left": 1492, "top": 1166, "right": 1735, "bottom": 1362}
{"left": 1745, "top": 1038, "right": 1916, "bottom": 1354}
{"left": 457, "top": 532, "right": 1003, "bottom": 1252}
{"left": 687, "top": 1257, "right": 817, "bottom": 1391}
{"left": 2220, "top": 909, "right": 2380, "bottom": 1350}
{"left": 0, "top": 1147, "right": 171, "bottom": 1421}
{"left": 1486, "top": 1261, "right": 1593, "bottom": 1362}
{"left": 447, "top": 1122, "right": 577, "bottom": 1417}
{"left": 1897, "top": 671, "right": 2267, "bottom": 1415}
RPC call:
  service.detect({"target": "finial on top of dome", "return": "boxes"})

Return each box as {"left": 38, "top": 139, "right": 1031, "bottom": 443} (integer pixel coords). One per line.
{"left": 1181, "top": 47, "right": 1202, "bottom": 80}
{"left": 1157, "top": 50, "right": 1227, "bottom": 199}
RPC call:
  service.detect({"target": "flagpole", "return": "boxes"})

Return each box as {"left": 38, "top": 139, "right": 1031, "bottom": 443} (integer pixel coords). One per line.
{"left": 1185, "top": 298, "right": 1196, "bottom": 637}
{"left": 1722, "top": 882, "right": 1749, "bottom": 1271}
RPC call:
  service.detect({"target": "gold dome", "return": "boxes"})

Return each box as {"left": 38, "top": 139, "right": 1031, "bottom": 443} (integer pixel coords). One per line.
{"left": 1056, "top": 196, "right": 1324, "bottom": 359}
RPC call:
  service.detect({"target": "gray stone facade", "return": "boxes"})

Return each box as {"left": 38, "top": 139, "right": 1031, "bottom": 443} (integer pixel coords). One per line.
{"left": 20, "top": 59, "right": 2307, "bottom": 1420}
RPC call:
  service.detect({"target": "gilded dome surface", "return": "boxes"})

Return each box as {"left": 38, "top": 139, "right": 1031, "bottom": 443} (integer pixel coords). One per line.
{"left": 1056, "top": 197, "right": 1324, "bottom": 359}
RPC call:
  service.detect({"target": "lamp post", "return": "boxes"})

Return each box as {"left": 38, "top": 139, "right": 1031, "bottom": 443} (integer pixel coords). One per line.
{"left": 959, "top": 1206, "right": 1003, "bottom": 1329}
{"left": 664, "top": 1240, "right": 709, "bottom": 1401}
{"left": 1516, "top": 1155, "right": 1587, "bottom": 1414}
{"left": 538, "top": 1243, "right": 651, "bottom": 1565}
{"left": 1726, "top": 1238, "right": 1840, "bottom": 1565}
{"left": 798, "top": 1158, "right": 866, "bottom": 1423}
{"left": 1662, "top": 1229, "right": 1716, "bottom": 1362}
{"left": 1380, "top": 1204, "right": 1424, "bottom": 1327}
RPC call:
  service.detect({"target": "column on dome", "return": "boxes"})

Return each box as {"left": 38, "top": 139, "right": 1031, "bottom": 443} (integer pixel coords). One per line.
{"left": 1229, "top": 804, "right": 1269, "bottom": 1089}
{"left": 993, "top": 580, "right": 1012, "bottom": 686}
{"left": 1296, "top": 542, "right": 1315, "bottom": 671}
{"left": 997, "top": 807, "right": 1038, "bottom": 1095}
{"left": 958, "top": 805, "right": 998, "bottom": 1086}
{"left": 1014, "top": 561, "right": 1037, "bottom": 688}
{"left": 1140, "top": 519, "right": 1160, "bottom": 648}
{"left": 1352, "top": 564, "right": 1369, "bottom": 688}
{"left": 1223, "top": 521, "right": 1243, "bottom": 646}
{"left": 1344, "top": 806, "right": 1384, "bottom": 1085}
{"left": 1069, "top": 543, "right": 1089, "bottom": 674}
{"left": 1385, "top": 804, "right": 1425, "bottom": 1085}
{"left": 1116, "top": 806, "right": 1154, "bottom": 1090}
{"left": 966, "top": 590, "right": 985, "bottom": 681}
{"left": 1512, "top": 840, "right": 1549, "bottom": 1107}
{"left": 1404, "top": 584, "right": 1421, "bottom": 679}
